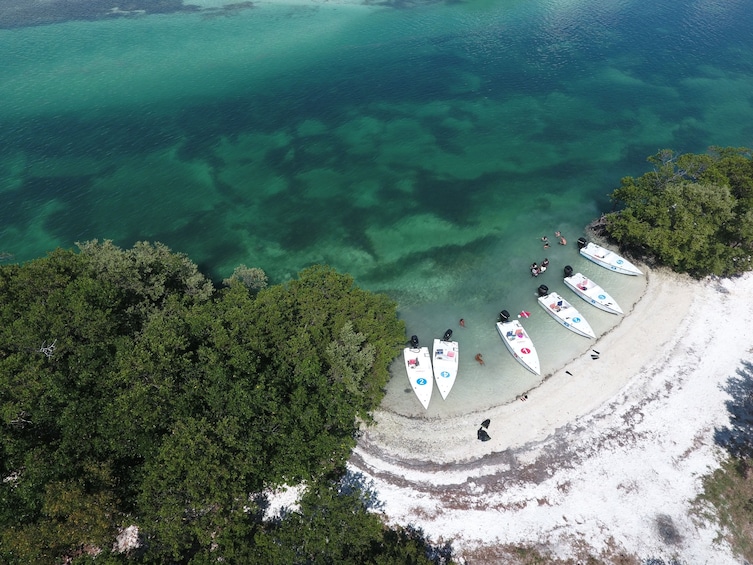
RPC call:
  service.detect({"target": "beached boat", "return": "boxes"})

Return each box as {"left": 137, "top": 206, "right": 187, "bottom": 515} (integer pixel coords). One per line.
{"left": 432, "top": 329, "right": 459, "bottom": 400}
{"left": 404, "top": 335, "right": 433, "bottom": 409}
{"left": 495, "top": 310, "right": 540, "bottom": 375}
{"left": 577, "top": 238, "right": 643, "bottom": 276}
{"left": 537, "top": 285, "right": 595, "bottom": 338}
{"left": 563, "top": 266, "right": 623, "bottom": 315}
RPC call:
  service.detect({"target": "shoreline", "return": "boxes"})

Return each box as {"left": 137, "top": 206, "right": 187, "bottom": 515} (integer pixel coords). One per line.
{"left": 357, "top": 268, "right": 686, "bottom": 465}
{"left": 350, "top": 267, "right": 751, "bottom": 562}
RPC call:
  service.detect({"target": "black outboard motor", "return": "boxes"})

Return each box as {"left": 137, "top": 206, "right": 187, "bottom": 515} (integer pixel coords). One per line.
{"left": 564, "top": 265, "right": 574, "bottom": 278}
{"left": 499, "top": 309, "right": 511, "bottom": 323}
{"left": 442, "top": 329, "right": 453, "bottom": 342}
{"left": 410, "top": 335, "right": 419, "bottom": 349}
{"left": 577, "top": 237, "right": 587, "bottom": 249}
{"left": 537, "top": 284, "right": 549, "bottom": 297}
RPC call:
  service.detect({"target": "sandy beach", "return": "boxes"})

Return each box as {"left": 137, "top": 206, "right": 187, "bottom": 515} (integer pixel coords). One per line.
{"left": 350, "top": 267, "right": 753, "bottom": 563}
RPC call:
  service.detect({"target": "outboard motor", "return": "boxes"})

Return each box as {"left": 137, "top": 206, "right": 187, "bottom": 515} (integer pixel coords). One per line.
{"left": 537, "top": 284, "right": 549, "bottom": 297}
{"left": 499, "top": 309, "right": 511, "bottom": 323}
{"left": 410, "top": 335, "right": 419, "bottom": 349}
{"left": 577, "top": 237, "right": 587, "bottom": 249}
{"left": 442, "top": 329, "right": 453, "bottom": 342}
{"left": 564, "top": 265, "right": 574, "bottom": 278}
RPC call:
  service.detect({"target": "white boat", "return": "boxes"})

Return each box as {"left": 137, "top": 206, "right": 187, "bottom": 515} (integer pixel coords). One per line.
{"left": 563, "top": 267, "right": 623, "bottom": 315}
{"left": 577, "top": 239, "right": 643, "bottom": 276}
{"left": 432, "top": 329, "right": 459, "bottom": 400}
{"left": 495, "top": 310, "right": 540, "bottom": 375}
{"left": 404, "top": 335, "right": 433, "bottom": 409}
{"left": 537, "top": 286, "right": 595, "bottom": 338}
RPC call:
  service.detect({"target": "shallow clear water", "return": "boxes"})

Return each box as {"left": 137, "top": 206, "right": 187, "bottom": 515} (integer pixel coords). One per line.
{"left": 1, "top": 0, "right": 751, "bottom": 414}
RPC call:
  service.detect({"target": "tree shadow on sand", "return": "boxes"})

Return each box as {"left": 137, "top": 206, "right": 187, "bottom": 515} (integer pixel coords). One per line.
{"left": 339, "top": 469, "right": 385, "bottom": 511}
{"left": 715, "top": 360, "right": 753, "bottom": 458}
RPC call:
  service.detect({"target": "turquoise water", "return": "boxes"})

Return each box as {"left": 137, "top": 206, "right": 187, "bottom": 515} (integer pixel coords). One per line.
{"left": 1, "top": 0, "right": 752, "bottom": 415}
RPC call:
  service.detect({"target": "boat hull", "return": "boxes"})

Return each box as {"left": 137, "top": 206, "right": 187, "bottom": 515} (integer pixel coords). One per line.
{"left": 538, "top": 291, "right": 595, "bottom": 338}
{"left": 432, "top": 339, "right": 459, "bottom": 400}
{"left": 564, "top": 272, "right": 623, "bottom": 315}
{"left": 496, "top": 320, "right": 540, "bottom": 375}
{"left": 580, "top": 242, "right": 642, "bottom": 276}
{"left": 404, "top": 347, "right": 433, "bottom": 409}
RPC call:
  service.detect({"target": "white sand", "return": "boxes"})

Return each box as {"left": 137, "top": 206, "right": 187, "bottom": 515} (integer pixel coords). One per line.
{"left": 350, "top": 268, "right": 752, "bottom": 563}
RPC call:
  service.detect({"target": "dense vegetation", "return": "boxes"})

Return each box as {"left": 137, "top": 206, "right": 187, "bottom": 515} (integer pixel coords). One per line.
{"left": 601, "top": 146, "right": 753, "bottom": 278}
{"left": 0, "top": 241, "right": 443, "bottom": 564}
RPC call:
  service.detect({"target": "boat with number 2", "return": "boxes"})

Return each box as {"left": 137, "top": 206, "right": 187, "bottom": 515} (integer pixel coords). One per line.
{"left": 404, "top": 335, "right": 433, "bottom": 409}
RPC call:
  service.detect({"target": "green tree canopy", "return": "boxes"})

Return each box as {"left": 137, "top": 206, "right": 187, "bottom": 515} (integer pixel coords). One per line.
{"left": 0, "top": 243, "right": 415, "bottom": 564}
{"left": 246, "top": 482, "right": 439, "bottom": 565}
{"left": 603, "top": 147, "right": 753, "bottom": 277}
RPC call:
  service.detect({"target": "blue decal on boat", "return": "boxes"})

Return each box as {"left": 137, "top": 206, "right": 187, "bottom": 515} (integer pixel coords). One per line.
{"left": 416, "top": 378, "right": 428, "bottom": 386}
{"left": 441, "top": 371, "right": 450, "bottom": 378}
{"left": 573, "top": 317, "right": 581, "bottom": 323}
{"left": 598, "top": 294, "right": 606, "bottom": 299}
{"left": 616, "top": 259, "right": 624, "bottom": 264}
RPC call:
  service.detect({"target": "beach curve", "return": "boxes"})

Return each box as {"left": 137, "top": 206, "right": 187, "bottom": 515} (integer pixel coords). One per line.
{"left": 349, "top": 267, "right": 752, "bottom": 563}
